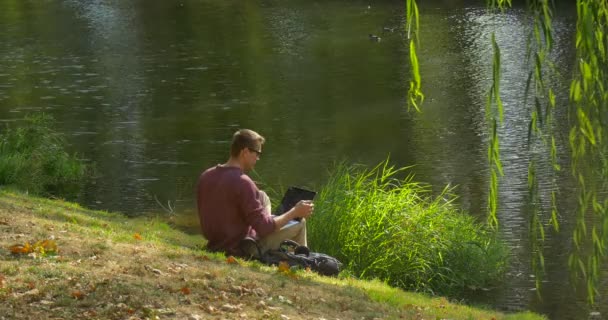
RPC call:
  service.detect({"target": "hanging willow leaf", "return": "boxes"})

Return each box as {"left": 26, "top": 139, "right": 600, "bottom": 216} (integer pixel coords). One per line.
{"left": 485, "top": 31, "right": 505, "bottom": 229}
{"left": 524, "top": 0, "right": 566, "bottom": 301}
{"left": 406, "top": 0, "right": 423, "bottom": 112}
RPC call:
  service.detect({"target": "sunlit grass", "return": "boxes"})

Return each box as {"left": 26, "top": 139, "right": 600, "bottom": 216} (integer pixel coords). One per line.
{"left": 309, "top": 159, "right": 509, "bottom": 296}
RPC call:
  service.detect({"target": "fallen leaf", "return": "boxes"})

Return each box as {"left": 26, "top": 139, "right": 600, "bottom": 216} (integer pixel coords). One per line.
{"left": 133, "top": 233, "right": 142, "bottom": 240}
{"left": 257, "top": 300, "right": 266, "bottom": 310}
{"left": 83, "top": 310, "right": 97, "bottom": 317}
{"left": 226, "top": 256, "right": 238, "bottom": 264}
{"left": 180, "top": 286, "right": 191, "bottom": 295}
{"left": 71, "top": 290, "right": 85, "bottom": 300}
{"left": 157, "top": 308, "right": 176, "bottom": 315}
{"left": 9, "top": 242, "right": 32, "bottom": 254}
{"left": 9, "top": 240, "right": 59, "bottom": 256}
{"left": 278, "top": 261, "right": 290, "bottom": 273}
{"left": 204, "top": 305, "right": 216, "bottom": 314}
{"left": 23, "top": 288, "right": 40, "bottom": 296}
{"left": 0, "top": 275, "right": 5, "bottom": 287}
{"left": 144, "top": 265, "right": 163, "bottom": 276}
{"left": 231, "top": 285, "right": 250, "bottom": 296}
{"left": 253, "top": 288, "right": 267, "bottom": 297}
{"left": 221, "top": 303, "right": 241, "bottom": 312}
{"left": 38, "top": 240, "right": 58, "bottom": 254}
{"left": 219, "top": 291, "right": 229, "bottom": 300}
{"left": 278, "top": 295, "right": 293, "bottom": 305}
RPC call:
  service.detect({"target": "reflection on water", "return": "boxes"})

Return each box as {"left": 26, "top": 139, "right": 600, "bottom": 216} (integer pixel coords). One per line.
{"left": 0, "top": 0, "right": 602, "bottom": 318}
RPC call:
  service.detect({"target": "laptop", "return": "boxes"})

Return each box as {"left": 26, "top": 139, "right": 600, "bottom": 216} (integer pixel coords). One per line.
{"left": 273, "top": 186, "right": 317, "bottom": 221}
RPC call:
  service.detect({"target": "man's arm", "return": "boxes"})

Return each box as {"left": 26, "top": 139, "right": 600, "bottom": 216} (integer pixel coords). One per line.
{"left": 273, "top": 200, "right": 314, "bottom": 230}
{"left": 239, "top": 178, "right": 277, "bottom": 237}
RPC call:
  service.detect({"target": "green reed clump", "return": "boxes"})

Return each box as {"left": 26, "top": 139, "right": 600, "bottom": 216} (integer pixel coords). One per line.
{"left": 0, "top": 114, "right": 85, "bottom": 197}
{"left": 308, "top": 160, "right": 508, "bottom": 296}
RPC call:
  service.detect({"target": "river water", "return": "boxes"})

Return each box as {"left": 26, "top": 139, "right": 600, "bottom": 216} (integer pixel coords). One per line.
{"left": 0, "top": 0, "right": 604, "bottom": 318}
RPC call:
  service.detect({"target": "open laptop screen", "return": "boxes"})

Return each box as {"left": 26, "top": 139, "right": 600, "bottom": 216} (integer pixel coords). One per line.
{"left": 273, "top": 187, "right": 317, "bottom": 217}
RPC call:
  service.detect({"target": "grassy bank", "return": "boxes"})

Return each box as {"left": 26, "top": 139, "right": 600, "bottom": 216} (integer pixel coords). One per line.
{"left": 0, "top": 190, "right": 543, "bottom": 319}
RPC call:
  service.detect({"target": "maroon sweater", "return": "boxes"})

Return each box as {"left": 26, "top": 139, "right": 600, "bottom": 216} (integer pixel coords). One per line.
{"left": 197, "top": 165, "right": 276, "bottom": 255}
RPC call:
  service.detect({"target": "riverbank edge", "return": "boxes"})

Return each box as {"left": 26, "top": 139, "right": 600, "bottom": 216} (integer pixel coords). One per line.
{"left": 0, "top": 190, "right": 544, "bottom": 320}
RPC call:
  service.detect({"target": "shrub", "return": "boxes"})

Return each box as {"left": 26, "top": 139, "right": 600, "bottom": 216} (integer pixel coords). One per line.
{"left": 308, "top": 160, "right": 508, "bottom": 296}
{"left": 0, "top": 114, "right": 85, "bottom": 197}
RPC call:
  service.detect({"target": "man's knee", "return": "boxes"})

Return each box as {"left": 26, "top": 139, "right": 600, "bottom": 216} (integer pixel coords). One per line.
{"left": 258, "top": 190, "right": 271, "bottom": 212}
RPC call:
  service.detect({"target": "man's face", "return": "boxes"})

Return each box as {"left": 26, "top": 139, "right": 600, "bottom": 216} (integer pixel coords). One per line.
{"left": 242, "top": 146, "right": 262, "bottom": 172}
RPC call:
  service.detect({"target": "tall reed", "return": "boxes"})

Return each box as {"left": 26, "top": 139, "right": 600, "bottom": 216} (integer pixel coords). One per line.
{"left": 0, "top": 114, "right": 85, "bottom": 197}
{"left": 308, "top": 160, "right": 508, "bottom": 296}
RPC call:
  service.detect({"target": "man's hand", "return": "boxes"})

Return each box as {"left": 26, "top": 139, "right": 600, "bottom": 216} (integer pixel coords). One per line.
{"left": 273, "top": 200, "right": 314, "bottom": 230}
{"left": 292, "top": 200, "right": 314, "bottom": 219}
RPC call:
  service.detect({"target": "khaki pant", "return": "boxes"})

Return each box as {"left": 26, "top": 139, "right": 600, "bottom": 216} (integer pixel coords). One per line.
{"left": 257, "top": 191, "right": 307, "bottom": 252}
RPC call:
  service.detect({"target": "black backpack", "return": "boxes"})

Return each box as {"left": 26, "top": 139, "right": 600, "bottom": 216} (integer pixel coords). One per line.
{"left": 243, "top": 239, "right": 343, "bottom": 276}
{"left": 264, "top": 240, "right": 343, "bottom": 276}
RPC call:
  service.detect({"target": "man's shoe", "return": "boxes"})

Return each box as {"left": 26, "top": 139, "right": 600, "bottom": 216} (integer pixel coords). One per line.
{"left": 238, "top": 237, "right": 261, "bottom": 260}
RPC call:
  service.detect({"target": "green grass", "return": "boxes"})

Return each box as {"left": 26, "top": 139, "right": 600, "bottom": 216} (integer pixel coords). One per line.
{"left": 309, "top": 160, "right": 509, "bottom": 296}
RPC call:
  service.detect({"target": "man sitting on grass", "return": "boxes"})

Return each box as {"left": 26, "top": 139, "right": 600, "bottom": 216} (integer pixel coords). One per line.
{"left": 196, "top": 129, "right": 314, "bottom": 257}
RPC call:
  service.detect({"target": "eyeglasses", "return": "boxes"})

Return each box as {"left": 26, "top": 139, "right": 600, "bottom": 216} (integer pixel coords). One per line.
{"left": 248, "top": 148, "right": 262, "bottom": 156}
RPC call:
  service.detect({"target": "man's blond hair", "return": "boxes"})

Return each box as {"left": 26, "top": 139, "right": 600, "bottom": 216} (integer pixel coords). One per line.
{"left": 230, "top": 129, "right": 265, "bottom": 158}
